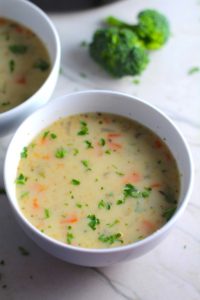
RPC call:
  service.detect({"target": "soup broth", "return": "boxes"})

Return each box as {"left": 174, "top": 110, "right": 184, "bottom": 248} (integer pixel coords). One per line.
{"left": 0, "top": 17, "right": 50, "bottom": 113}
{"left": 16, "top": 113, "right": 180, "bottom": 248}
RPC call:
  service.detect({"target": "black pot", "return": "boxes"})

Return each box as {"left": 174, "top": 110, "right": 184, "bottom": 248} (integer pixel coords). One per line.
{"left": 30, "top": 0, "right": 120, "bottom": 12}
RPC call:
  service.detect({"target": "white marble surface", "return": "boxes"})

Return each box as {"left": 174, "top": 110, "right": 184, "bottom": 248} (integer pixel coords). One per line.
{"left": 0, "top": 0, "right": 200, "bottom": 299}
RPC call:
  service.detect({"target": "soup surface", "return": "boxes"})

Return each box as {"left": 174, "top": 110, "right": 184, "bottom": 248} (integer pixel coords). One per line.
{"left": 16, "top": 113, "right": 180, "bottom": 248}
{"left": 0, "top": 17, "right": 50, "bottom": 113}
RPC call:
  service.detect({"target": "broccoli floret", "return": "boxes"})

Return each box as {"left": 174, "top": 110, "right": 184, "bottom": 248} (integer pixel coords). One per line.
{"left": 89, "top": 27, "right": 149, "bottom": 77}
{"left": 106, "top": 9, "right": 170, "bottom": 50}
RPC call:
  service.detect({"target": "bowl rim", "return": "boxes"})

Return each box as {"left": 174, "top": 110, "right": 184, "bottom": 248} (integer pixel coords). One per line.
{"left": 0, "top": 0, "right": 61, "bottom": 119}
{"left": 4, "top": 89, "right": 194, "bottom": 254}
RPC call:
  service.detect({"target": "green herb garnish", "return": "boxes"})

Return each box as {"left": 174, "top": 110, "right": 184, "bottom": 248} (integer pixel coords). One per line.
{"left": 55, "top": 147, "right": 67, "bottom": 158}
{"left": 1, "top": 102, "right": 10, "bottom": 106}
{"left": 84, "top": 140, "right": 93, "bottom": 149}
{"left": 73, "top": 148, "right": 79, "bottom": 156}
{"left": 34, "top": 59, "right": 50, "bottom": 71}
{"left": 162, "top": 207, "right": 176, "bottom": 221}
{"left": 9, "top": 44, "right": 28, "bottom": 54}
{"left": 99, "top": 138, "right": 106, "bottom": 146}
{"left": 98, "top": 233, "right": 123, "bottom": 244}
{"left": 105, "top": 149, "right": 111, "bottom": 155}
{"left": 16, "top": 174, "right": 27, "bottom": 185}
{"left": 50, "top": 133, "right": 57, "bottom": 139}
{"left": 76, "top": 203, "right": 82, "bottom": 208}
{"left": 20, "top": 147, "right": 28, "bottom": 158}
{"left": 81, "top": 160, "right": 91, "bottom": 171}
{"left": 71, "top": 179, "right": 80, "bottom": 185}
{"left": 98, "top": 199, "right": 111, "bottom": 210}
{"left": 66, "top": 232, "right": 74, "bottom": 244}
{"left": 188, "top": 66, "right": 200, "bottom": 75}
{"left": 42, "top": 131, "right": 49, "bottom": 139}
{"left": 18, "top": 246, "right": 29, "bottom": 256}
{"left": 44, "top": 208, "right": 50, "bottom": 219}
{"left": 107, "top": 219, "right": 120, "bottom": 227}
{"left": 9, "top": 59, "right": 15, "bottom": 72}
{"left": 87, "top": 214, "right": 100, "bottom": 230}
{"left": 78, "top": 121, "right": 89, "bottom": 136}
{"left": 20, "top": 191, "right": 29, "bottom": 198}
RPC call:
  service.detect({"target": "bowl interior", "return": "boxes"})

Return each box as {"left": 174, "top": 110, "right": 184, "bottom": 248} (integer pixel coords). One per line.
{"left": 0, "top": 0, "right": 58, "bottom": 62}
{"left": 5, "top": 91, "right": 193, "bottom": 217}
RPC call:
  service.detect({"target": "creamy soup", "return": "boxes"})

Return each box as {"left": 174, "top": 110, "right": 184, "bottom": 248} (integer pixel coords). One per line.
{"left": 0, "top": 17, "right": 50, "bottom": 113}
{"left": 16, "top": 113, "right": 180, "bottom": 249}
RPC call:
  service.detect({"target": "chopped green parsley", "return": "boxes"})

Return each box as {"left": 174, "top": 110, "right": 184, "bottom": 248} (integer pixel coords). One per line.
{"left": 98, "top": 233, "right": 123, "bottom": 244}
{"left": 55, "top": 147, "right": 67, "bottom": 158}
{"left": 84, "top": 140, "right": 93, "bottom": 149}
{"left": 16, "top": 174, "right": 27, "bottom": 185}
{"left": 71, "top": 179, "right": 80, "bottom": 185}
{"left": 20, "top": 147, "right": 28, "bottom": 158}
{"left": 77, "top": 121, "right": 89, "bottom": 136}
{"left": 9, "top": 44, "right": 28, "bottom": 54}
{"left": 87, "top": 214, "right": 100, "bottom": 230}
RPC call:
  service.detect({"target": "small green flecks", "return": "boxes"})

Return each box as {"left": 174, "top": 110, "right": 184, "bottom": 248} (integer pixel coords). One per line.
{"left": 78, "top": 121, "right": 89, "bottom": 136}
{"left": 132, "top": 79, "right": 140, "bottom": 84}
{"left": 71, "top": 179, "right": 80, "bottom": 185}
{"left": 99, "top": 138, "right": 106, "bottom": 146}
{"left": 115, "top": 171, "right": 124, "bottom": 176}
{"left": 98, "top": 233, "right": 123, "bottom": 244}
{"left": 188, "top": 66, "right": 200, "bottom": 75}
{"left": 18, "top": 246, "right": 29, "bottom": 256}
{"left": 73, "top": 148, "right": 79, "bottom": 156}
{"left": 20, "top": 147, "right": 28, "bottom": 158}
{"left": 16, "top": 174, "right": 28, "bottom": 185}
{"left": 105, "top": 149, "right": 111, "bottom": 155}
{"left": 44, "top": 208, "right": 50, "bottom": 219}
{"left": 1, "top": 101, "right": 10, "bottom": 107}
{"left": 50, "top": 133, "right": 57, "bottom": 139}
{"left": 84, "top": 140, "right": 93, "bottom": 149}
{"left": 76, "top": 203, "right": 82, "bottom": 208}
{"left": 81, "top": 160, "right": 91, "bottom": 171}
{"left": 34, "top": 59, "right": 50, "bottom": 71}
{"left": 87, "top": 214, "right": 100, "bottom": 230}
{"left": 20, "top": 191, "right": 29, "bottom": 198}
{"left": 66, "top": 232, "right": 74, "bottom": 244}
{"left": 9, "top": 44, "right": 28, "bottom": 54}
{"left": 55, "top": 147, "right": 67, "bottom": 158}
{"left": 9, "top": 59, "right": 15, "bottom": 72}
{"left": 42, "top": 131, "right": 49, "bottom": 139}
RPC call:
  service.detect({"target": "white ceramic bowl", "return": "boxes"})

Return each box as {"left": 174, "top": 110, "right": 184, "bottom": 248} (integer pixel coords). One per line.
{"left": 0, "top": 0, "right": 60, "bottom": 186}
{"left": 4, "top": 90, "right": 194, "bottom": 267}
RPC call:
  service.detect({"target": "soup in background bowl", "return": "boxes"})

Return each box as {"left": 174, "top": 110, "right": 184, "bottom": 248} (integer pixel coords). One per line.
{"left": 4, "top": 90, "right": 194, "bottom": 266}
{"left": 0, "top": 0, "right": 60, "bottom": 136}
{"left": 0, "top": 0, "right": 60, "bottom": 187}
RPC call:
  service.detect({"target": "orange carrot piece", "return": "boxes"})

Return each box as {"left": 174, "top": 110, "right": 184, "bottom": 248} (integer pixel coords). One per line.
{"left": 33, "top": 198, "right": 39, "bottom": 209}
{"left": 107, "top": 133, "right": 122, "bottom": 138}
{"left": 42, "top": 154, "right": 50, "bottom": 160}
{"left": 151, "top": 182, "right": 162, "bottom": 188}
{"left": 108, "top": 142, "right": 122, "bottom": 150}
{"left": 142, "top": 219, "right": 156, "bottom": 234}
{"left": 15, "top": 76, "right": 26, "bottom": 84}
{"left": 154, "top": 139, "right": 162, "bottom": 149}
{"left": 33, "top": 183, "right": 47, "bottom": 193}
{"left": 123, "top": 172, "right": 142, "bottom": 183}
{"left": 60, "top": 215, "right": 78, "bottom": 224}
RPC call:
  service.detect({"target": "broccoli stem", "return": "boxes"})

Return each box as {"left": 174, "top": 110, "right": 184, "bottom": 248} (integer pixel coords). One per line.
{"left": 105, "top": 16, "right": 135, "bottom": 31}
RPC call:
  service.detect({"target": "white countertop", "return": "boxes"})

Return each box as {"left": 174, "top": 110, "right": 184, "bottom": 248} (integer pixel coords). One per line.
{"left": 0, "top": 0, "right": 200, "bottom": 299}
